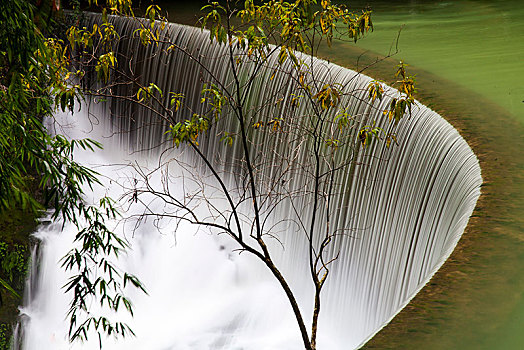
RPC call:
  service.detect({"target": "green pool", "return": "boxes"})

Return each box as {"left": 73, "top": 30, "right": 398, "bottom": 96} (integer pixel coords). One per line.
{"left": 160, "top": 1, "right": 524, "bottom": 348}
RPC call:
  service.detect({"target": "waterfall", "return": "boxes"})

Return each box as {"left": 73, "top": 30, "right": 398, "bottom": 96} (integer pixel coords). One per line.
{"left": 17, "top": 14, "right": 482, "bottom": 350}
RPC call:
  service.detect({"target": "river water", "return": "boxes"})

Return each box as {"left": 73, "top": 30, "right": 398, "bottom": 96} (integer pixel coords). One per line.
{"left": 22, "top": 1, "right": 524, "bottom": 349}
{"left": 337, "top": 1, "right": 524, "bottom": 349}
{"left": 108, "top": 0, "right": 524, "bottom": 348}
{"left": 168, "top": 0, "right": 524, "bottom": 348}
{"left": 163, "top": 3, "right": 524, "bottom": 347}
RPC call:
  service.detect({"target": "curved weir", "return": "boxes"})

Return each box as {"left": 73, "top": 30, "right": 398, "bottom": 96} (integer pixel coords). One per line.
{"left": 19, "top": 15, "right": 482, "bottom": 349}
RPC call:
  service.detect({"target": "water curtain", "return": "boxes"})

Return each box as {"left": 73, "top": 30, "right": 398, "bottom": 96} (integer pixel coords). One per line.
{"left": 19, "top": 13, "right": 482, "bottom": 349}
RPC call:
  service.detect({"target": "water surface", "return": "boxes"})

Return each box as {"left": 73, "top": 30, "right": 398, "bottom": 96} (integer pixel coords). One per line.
{"left": 66, "top": 1, "right": 524, "bottom": 348}
{"left": 332, "top": 1, "right": 524, "bottom": 349}
{"left": 161, "top": 0, "right": 524, "bottom": 348}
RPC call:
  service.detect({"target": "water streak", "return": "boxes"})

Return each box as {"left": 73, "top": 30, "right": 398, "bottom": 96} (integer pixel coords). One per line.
{"left": 17, "top": 15, "right": 482, "bottom": 349}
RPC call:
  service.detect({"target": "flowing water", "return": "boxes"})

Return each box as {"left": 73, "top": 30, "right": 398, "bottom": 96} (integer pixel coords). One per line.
{"left": 15, "top": 10, "right": 484, "bottom": 350}
{"left": 136, "top": 1, "right": 524, "bottom": 348}
{"left": 329, "top": 1, "right": 524, "bottom": 349}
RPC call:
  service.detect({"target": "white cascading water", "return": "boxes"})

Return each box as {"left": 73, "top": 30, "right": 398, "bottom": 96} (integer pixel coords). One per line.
{"left": 16, "top": 15, "right": 482, "bottom": 350}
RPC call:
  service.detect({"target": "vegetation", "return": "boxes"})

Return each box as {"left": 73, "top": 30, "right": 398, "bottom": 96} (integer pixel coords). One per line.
{"left": 0, "top": 324, "right": 11, "bottom": 350}
{"left": 66, "top": 1, "right": 415, "bottom": 349}
{"left": 0, "top": 210, "right": 34, "bottom": 350}
{"left": 0, "top": 0, "right": 145, "bottom": 346}
{"left": 0, "top": 241, "right": 28, "bottom": 295}
{"left": 1, "top": 0, "right": 416, "bottom": 349}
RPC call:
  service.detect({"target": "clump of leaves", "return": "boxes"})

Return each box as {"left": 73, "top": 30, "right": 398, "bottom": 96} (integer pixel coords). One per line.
{"left": 168, "top": 114, "right": 210, "bottom": 148}
{"left": 0, "top": 323, "right": 12, "bottom": 350}
{"left": 0, "top": 241, "right": 28, "bottom": 293}
{"left": 384, "top": 61, "right": 417, "bottom": 123}
{"left": 61, "top": 197, "right": 147, "bottom": 343}
{"left": 359, "top": 123, "right": 398, "bottom": 148}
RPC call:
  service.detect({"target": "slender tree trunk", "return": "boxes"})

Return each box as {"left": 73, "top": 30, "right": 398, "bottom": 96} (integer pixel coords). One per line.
{"left": 311, "top": 286, "right": 321, "bottom": 350}
{"left": 260, "top": 255, "right": 313, "bottom": 350}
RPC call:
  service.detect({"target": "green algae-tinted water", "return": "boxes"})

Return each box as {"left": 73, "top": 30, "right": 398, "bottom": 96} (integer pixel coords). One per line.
{"left": 348, "top": 0, "right": 524, "bottom": 124}
{"left": 328, "top": 1, "right": 524, "bottom": 349}
{"left": 159, "top": 1, "right": 524, "bottom": 348}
